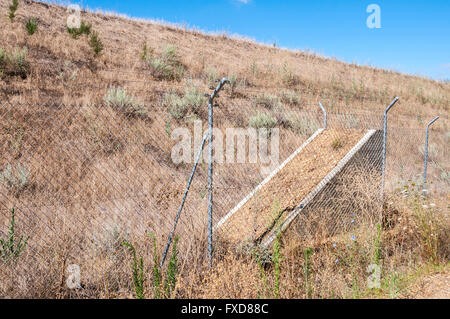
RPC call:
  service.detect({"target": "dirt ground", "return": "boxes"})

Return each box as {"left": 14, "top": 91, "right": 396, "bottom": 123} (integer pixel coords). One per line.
{"left": 405, "top": 272, "right": 450, "bottom": 299}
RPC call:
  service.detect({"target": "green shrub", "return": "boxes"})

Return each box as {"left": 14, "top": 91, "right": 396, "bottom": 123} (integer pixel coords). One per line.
{"left": 120, "top": 233, "right": 181, "bottom": 299}
{"left": 164, "top": 85, "right": 206, "bottom": 119}
{"left": 249, "top": 112, "right": 278, "bottom": 129}
{"left": 103, "top": 87, "right": 146, "bottom": 116}
{"left": 147, "top": 45, "right": 184, "bottom": 81}
{"left": 89, "top": 31, "right": 104, "bottom": 56}
{"left": 183, "top": 86, "right": 206, "bottom": 111}
{"left": 0, "top": 163, "right": 29, "bottom": 192}
{"left": 9, "top": 47, "right": 28, "bottom": 75}
{"left": 0, "top": 47, "right": 30, "bottom": 79}
{"left": 67, "top": 21, "right": 92, "bottom": 39}
{"left": 25, "top": 18, "right": 38, "bottom": 35}
{"left": 0, "top": 48, "right": 5, "bottom": 67}
{"left": 8, "top": 0, "right": 18, "bottom": 22}
{"left": 165, "top": 236, "right": 179, "bottom": 297}
{"left": 121, "top": 241, "right": 145, "bottom": 299}
{"left": 164, "top": 92, "right": 185, "bottom": 119}
{"left": 280, "top": 90, "right": 300, "bottom": 105}
{"left": 1, "top": 208, "right": 29, "bottom": 264}
{"left": 149, "top": 233, "right": 162, "bottom": 298}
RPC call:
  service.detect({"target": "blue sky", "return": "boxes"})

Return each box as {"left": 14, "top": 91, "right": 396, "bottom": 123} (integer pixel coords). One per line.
{"left": 76, "top": 0, "right": 449, "bottom": 81}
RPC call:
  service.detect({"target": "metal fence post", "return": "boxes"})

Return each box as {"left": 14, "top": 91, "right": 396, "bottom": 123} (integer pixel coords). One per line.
{"left": 380, "top": 97, "right": 399, "bottom": 207}
{"left": 207, "top": 78, "right": 229, "bottom": 268}
{"left": 423, "top": 116, "right": 440, "bottom": 193}
{"left": 160, "top": 78, "right": 229, "bottom": 268}
{"left": 318, "top": 102, "right": 327, "bottom": 129}
{"left": 160, "top": 132, "right": 209, "bottom": 267}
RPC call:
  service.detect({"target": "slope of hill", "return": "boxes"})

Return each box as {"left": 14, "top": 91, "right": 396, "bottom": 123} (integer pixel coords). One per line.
{"left": 1, "top": 0, "right": 448, "bottom": 116}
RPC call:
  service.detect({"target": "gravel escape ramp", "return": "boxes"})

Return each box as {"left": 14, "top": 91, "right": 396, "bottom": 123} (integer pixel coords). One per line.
{"left": 215, "top": 128, "right": 371, "bottom": 246}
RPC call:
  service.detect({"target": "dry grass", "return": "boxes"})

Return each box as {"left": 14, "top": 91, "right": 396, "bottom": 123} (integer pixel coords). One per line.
{"left": 0, "top": 1, "right": 448, "bottom": 116}
{"left": 0, "top": 0, "right": 448, "bottom": 299}
{"left": 179, "top": 177, "right": 449, "bottom": 299}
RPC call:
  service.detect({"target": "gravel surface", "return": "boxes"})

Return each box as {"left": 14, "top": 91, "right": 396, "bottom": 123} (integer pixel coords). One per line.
{"left": 218, "top": 129, "right": 365, "bottom": 244}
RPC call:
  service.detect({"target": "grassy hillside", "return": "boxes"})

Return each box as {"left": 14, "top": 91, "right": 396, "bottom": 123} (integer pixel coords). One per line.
{"left": 1, "top": 0, "right": 448, "bottom": 114}
{"left": 0, "top": 0, "right": 448, "bottom": 299}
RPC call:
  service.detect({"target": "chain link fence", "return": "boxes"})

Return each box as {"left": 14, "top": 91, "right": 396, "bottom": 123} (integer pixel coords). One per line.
{"left": 0, "top": 98, "right": 447, "bottom": 296}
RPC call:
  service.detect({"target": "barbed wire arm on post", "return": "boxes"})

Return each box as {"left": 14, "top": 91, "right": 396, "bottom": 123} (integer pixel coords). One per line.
{"left": 318, "top": 102, "right": 327, "bottom": 129}
{"left": 423, "top": 116, "right": 440, "bottom": 194}
{"left": 207, "top": 77, "right": 229, "bottom": 268}
{"left": 380, "top": 96, "right": 399, "bottom": 207}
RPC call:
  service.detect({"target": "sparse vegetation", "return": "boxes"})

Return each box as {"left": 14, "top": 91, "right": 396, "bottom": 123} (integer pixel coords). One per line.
{"left": 121, "top": 234, "right": 180, "bottom": 299}
{"left": 272, "top": 231, "right": 282, "bottom": 298}
{"left": 25, "top": 18, "right": 38, "bottom": 35}
{"left": 280, "top": 90, "right": 300, "bottom": 105}
{"left": 8, "top": 0, "right": 18, "bottom": 22}
{"left": 67, "top": 21, "right": 92, "bottom": 39}
{"left": 103, "top": 87, "right": 146, "bottom": 116}
{"left": 164, "top": 85, "right": 206, "bottom": 119}
{"left": 249, "top": 112, "right": 278, "bottom": 129}
{"left": 57, "top": 60, "right": 79, "bottom": 87}
{"left": 147, "top": 45, "right": 185, "bottom": 81}
{"left": 89, "top": 31, "right": 104, "bottom": 56}
{"left": 303, "top": 247, "right": 314, "bottom": 298}
{"left": 0, "top": 163, "right": 30, "bottom": 193}
{"left": 165, "top": 236, "right": 179, "bottom": 297}
{"left": 228, "top": 74, "right": 238, "bottom": 97}
{"left": 285, "top": 116, "right": 319, "bottom": 135}
{"left": 121, "top": 241, "right": 145, "bottom": 299}
{"left": 280, "top": 63, "right": 300, "bottom": 87}
{"left": 1, "top": 208, "right": 29, "bottom": 264}
{"left": 140, "top": 41, "right": 153, "bottom": 61}
{"left": 331, "top": 136, "right": 343, "bottom": 150}
{"left": 372, "top": 222, "right": 382, "bottom": 271}
{"left": 0, "top": 47, "right": 30, "bottom": 79}
{"left": 150, "top": 233, "right": 162, "bottom": 299}
{"left": 254, "top": 93, "right": 282, "bottom": 110}
{"left": 0, "top": 48, "right": 5, "bottom": 78}
{"left": 206, "top": 67, "right": 218, "bottom": 85}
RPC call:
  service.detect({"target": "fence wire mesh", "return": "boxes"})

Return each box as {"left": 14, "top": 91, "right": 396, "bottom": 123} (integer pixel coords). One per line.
{"left": 0, "top": 99, "right": 447, "bottom": 296}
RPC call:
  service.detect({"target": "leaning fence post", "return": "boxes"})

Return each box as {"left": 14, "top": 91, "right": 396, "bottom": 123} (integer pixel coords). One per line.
{"left": 207, "top": 78, "right": 229, "bottom": 268}
{"left": 423, "top": 116, "right": 440, "bottom": 194}
{"left": 160, "top": 132, "right": 209, "bottom": 268}
{"left": 318, "top": 102, "right": 327, "bottom": 129}
{"left": 380, "top": 97, "right": 399, "bottom": 207}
